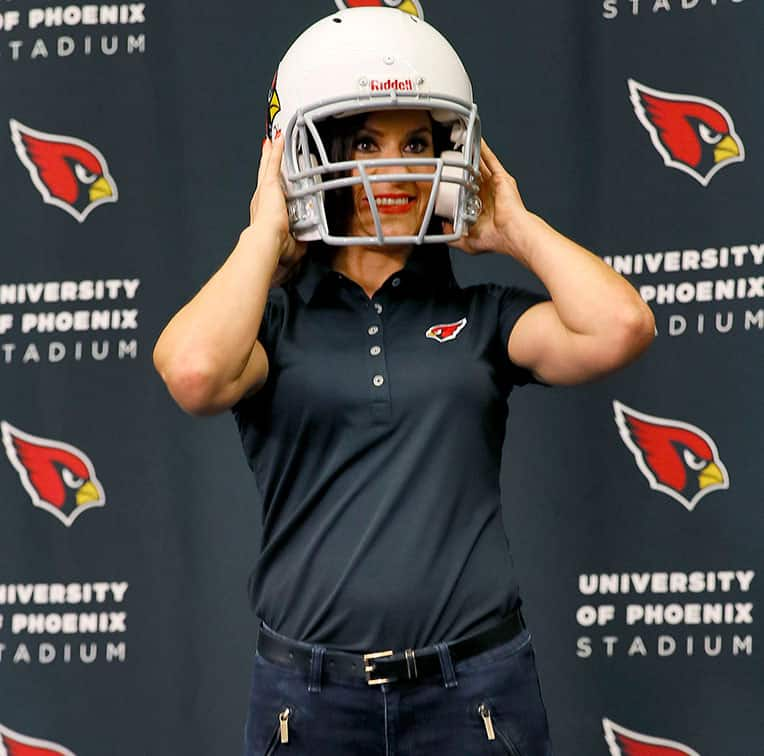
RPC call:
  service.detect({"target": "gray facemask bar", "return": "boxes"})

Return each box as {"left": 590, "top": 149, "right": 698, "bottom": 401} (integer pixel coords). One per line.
{"left": 283, "top": 91, "right": 481, "bottom": 246}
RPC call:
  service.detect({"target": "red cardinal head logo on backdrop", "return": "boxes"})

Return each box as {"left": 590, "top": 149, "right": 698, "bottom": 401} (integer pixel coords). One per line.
{"left": 603, "top": 718, "right": 701, "bottom": 756}
{"left": 9, "top": 119, "right": 118, "bottom": 222}
{"left": 334, "top": 0, "right": 424, "bottom": 19}
{"left": 425, "top": 317, "right": 467, "bottom": 343}
{"left": 628, "top": 79, "right": 744, "bottom": 186}
{"left": 1, "top": 421, "right": 106, "bottom": 527}
{"left": 613, "top": 401, "right": 728, "bottom": 512}
{"left": 0, "top": 722, "right": 77, "bottom": 756}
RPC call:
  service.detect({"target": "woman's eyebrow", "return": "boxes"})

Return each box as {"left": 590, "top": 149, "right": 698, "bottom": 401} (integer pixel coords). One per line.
{"left": 407, "top": 127, "right": 432, "bottom": 138}
{"left": 356, "top": 126, "right": 432, "bottom": 138}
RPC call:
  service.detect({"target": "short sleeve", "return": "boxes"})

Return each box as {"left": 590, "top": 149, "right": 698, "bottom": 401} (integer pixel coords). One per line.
{"left": 256, "top": 288, "right": 287, "bottom": 361}
{"left": 230, "top": 287, "right": 286, "bottom": 418}
{"left": 488, "top": 283, "right": 549, "bottom": 387}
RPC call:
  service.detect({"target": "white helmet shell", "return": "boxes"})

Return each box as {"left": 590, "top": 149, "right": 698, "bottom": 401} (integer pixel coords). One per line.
{"left": 268, "top": 7, "right": 482, "bottom": 245}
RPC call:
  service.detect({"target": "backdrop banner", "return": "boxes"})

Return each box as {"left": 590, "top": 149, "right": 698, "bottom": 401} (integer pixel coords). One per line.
{"left": 0, "top": 1, "right": 761, "bottom": 754}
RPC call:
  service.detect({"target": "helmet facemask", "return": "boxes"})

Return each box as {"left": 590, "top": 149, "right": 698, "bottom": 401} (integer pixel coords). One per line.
{"left": 283, "top": 94, "right": 482, "bottom": 246}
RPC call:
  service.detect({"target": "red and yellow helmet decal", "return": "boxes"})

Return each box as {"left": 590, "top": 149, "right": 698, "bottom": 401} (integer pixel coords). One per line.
{"left": 334, "top": 0, "right": 424, "bottom": 20}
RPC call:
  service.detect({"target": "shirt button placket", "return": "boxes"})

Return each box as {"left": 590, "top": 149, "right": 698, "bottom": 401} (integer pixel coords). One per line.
{"left": 368, "top": 300, "right": 390, "bottom": 420}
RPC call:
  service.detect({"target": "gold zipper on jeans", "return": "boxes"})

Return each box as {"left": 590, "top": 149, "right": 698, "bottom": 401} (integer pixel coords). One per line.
{"left": 478, "top": 702, "right": 496, "bottom": 741}
{"left": 279, "top": 707, "right": 291, "bottom": 744}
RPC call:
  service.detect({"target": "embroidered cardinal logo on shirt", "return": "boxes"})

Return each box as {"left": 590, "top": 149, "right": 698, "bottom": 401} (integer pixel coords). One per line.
{"left": 425, "top": 318, "right": 467, "bottom": 343}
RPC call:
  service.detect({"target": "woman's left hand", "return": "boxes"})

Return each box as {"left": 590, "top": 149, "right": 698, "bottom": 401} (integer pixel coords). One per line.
{"left": 443, "top": 138, "right": 533, "bottom": 262}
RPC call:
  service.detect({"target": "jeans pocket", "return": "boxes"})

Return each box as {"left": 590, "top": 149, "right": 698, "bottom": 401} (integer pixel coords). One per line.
{"left": 475, "top": 700, "right": 523, "bottom": 756}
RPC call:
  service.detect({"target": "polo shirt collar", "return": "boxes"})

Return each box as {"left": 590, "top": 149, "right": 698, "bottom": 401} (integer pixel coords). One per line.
{"left": 295, "top": 243, "right": 456, "bottom": 303}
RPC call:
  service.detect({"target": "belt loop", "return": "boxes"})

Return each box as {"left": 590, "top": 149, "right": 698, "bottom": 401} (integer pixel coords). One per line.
{"left": 434, "top": 642, "right": 458, "bottom": 689}
{"left": 307, "top": 645, "right": 325, "bottom": 693}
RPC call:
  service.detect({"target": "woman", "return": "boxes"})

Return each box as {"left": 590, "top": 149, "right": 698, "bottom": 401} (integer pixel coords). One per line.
{"left": 153, "top": 8, "right": 654, "bottom": 755}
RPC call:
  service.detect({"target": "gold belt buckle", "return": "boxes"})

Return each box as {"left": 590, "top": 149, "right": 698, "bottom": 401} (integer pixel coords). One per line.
{"left": 363, "top": 649, "right": 395, "bottom": 685}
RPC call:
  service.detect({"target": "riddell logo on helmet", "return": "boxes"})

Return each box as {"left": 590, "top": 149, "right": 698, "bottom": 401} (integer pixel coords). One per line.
{"left": 370, "top": 79, "right": 414, "bottom": 92}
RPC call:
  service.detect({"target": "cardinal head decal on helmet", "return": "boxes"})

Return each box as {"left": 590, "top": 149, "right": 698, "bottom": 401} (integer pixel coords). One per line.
{"left": 334, "top": 0, "right": 424, "bottom": 20}
{"left": 603, "top": 718, "right": 701, "bottom": 756}
{"left": 613, "top": 401, "right": 729, "bottom": 512}
{"left": 10, "top": 119, "right": 118, "bottom": 222}
{"left": 628, "top": 79, "right": 744, "bottom": 187}
{"left": 269, "top": 7, "right": 480, "bottom": 246}
{"left": 266, "top": 70, "right": 281, "bottom": 139}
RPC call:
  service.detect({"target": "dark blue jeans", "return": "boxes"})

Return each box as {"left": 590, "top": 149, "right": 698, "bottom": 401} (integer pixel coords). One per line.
{"left": 243, "top": 621, "right": 555, "bottom": 755}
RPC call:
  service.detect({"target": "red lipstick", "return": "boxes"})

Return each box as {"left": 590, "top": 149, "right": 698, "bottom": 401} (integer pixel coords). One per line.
{"left": 363, "top": 193, "right": 416, "bottom": 215}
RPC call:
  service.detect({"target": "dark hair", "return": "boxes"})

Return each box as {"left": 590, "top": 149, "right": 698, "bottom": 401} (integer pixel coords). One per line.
{"left": 314, "top": 112, "right": 453, "bottom": 236}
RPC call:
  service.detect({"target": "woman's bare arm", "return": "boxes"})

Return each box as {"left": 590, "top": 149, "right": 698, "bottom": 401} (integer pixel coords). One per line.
{"left": 447, "top": 139, "right": 655, "bottom": 385}
{"left": 152, "top": 135, "right": 305, "bottom": 415}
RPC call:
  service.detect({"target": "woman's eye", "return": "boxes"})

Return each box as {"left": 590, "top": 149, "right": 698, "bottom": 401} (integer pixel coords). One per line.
{"left": 405, "top": 138, "right": 431, "bottom": 154}
{"left": 354, "top": 138, "right": 377, "bottom": 152}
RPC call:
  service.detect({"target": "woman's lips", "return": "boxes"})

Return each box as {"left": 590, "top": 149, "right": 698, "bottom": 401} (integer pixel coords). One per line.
{"left": 362, "top": 193, "right": 416, "bottom": 215}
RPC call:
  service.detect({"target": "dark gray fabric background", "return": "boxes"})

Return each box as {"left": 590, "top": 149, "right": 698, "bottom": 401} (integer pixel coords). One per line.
{"left": 0, "top": 1, "right": 761, "bottom": 754}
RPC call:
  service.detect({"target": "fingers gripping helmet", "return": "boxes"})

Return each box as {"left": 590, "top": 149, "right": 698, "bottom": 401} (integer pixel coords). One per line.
{"left": 268, "top": 7, "right": 482, "bottom": 246}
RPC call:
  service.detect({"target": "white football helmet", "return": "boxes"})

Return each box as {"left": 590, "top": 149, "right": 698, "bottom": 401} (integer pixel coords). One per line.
{"left": 268, "top": 7, "right": 482, "bottom": 246}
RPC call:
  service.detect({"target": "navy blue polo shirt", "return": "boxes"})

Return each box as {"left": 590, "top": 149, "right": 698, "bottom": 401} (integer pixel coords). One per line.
{"left": 232, "top": 243, "right": 546, "bottom": 652}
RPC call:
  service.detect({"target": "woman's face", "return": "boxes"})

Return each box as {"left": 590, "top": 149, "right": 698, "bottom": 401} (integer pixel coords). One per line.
{"left": 345, "top": 109, "right": 436, "bottom": 240}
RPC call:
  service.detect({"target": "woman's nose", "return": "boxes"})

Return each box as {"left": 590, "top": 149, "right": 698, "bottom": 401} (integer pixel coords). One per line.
{"left": 366, "top": 148, "right": 416, "bottom": 176}
{"left": 369, "top": 162, "right": 402, "bottom": 176}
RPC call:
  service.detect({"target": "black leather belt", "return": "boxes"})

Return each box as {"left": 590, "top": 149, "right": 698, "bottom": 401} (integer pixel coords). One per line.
{"left": 256, "top": 608, "right": 526, "bottom": 687}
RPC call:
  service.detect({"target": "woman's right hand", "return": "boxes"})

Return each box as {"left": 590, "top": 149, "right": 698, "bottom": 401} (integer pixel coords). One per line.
{"left": 248, "top": 133, "right": 306, "bottom": 285}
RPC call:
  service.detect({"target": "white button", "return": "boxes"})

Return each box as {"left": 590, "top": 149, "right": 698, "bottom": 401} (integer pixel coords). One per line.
{"left": 373, "top": 375, "right": 385, "bottom": 387}
{"left": 368, "top": 325, "right": 379, "bottom": 336}
{"left": 370, "top": 346, "right": 382, "bottom": 356}
{"left": 391, "top": 277, "right": 401, "bottom": 288}
{"left": 374, "top": 303, "right": 383, "bottom": 314}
